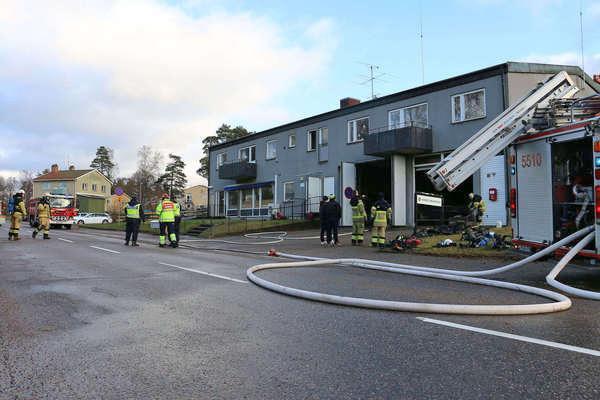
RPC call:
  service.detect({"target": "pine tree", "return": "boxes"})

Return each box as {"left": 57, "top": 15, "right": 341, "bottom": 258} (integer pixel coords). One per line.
{"left": 197, "top": 124, "right": 252, "bottom": 177}
{"left": 90, "top": 146, "right": 117, "bottom": 180}
{"left": 158, "top": 154, "right": 187, "bottom": 197}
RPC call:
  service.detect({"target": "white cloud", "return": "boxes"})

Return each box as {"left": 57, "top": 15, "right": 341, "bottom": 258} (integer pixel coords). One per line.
{"left": 0, "top": 0, "right": 336, "bottom": 184}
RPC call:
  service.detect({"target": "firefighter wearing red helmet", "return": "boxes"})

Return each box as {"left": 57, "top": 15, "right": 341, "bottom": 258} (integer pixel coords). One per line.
{"left": 9, "top": 190, "right": 26, "bottom": 240}
{"left": 155, "top": 193, "right": 177, "bottom": 248}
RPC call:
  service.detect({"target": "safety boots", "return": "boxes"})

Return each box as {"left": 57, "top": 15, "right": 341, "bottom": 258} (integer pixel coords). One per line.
{"left": 32, "top": 230, "right": 38, "bottom": 239}
{"left": 124, "top": 241, "right": 129, "bottom": 246}
{"left": 13, "top": 233, "right": 19, "bottom": 241}
{"left": 8, "top": 232, "right": 13, "bottom": 240}
{"left": 351, "top": 239, "right": 357, "bottom": 246}
{"left": 131, "top": 242, "right": 139, "bottom": 247}
{"left": 43, "top": 234, "right": 50, "bottom": 240}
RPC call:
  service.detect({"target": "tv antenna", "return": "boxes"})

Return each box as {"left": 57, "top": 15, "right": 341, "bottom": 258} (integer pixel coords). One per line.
{"left": 357, "top": 63, "right": 388, "bottom": 99}
{"left": 419, "top": 0, "right": 425, "bottom": 84}
{"left": 579, "top": 0, "right": 585, "bottom": 71}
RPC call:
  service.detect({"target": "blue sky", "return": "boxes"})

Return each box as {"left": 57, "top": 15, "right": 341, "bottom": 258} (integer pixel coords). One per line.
{"left": 1, "top": 0, "right": 598, "bottom": 185}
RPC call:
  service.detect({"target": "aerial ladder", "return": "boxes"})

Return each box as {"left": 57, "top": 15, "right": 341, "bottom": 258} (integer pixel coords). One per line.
{"left": 427, "top": 71, "right": 579, "bottom": 191}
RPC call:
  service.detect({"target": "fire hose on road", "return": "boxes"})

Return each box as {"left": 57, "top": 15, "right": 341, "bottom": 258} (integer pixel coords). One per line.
{"left": 247, "top": 226, "right": 598, "bottom": 315}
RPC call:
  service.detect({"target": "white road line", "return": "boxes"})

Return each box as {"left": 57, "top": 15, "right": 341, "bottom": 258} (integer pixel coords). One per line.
{"left": 158, "top": 262, "right": 247, "bottom": 284}
{"left": 417, "top": 317, "right": 600, "bottom": 357}
{"left": 57, "top": 238, "right": 74, "bottom": 243}
{"left": 90, "top": 245, "right": 121, "bottom": 254}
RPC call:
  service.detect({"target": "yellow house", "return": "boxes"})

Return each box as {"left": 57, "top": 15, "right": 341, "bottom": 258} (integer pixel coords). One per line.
{"left": 33, "top": 164, "right": 112, "bottom": 212}
{"left": 107, "top": 192, "right": 131, "bottom": 215}
{"left": 181, "top": 184, "right": 208, "bottom": 211}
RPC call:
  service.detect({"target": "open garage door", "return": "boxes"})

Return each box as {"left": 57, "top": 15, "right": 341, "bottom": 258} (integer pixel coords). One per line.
{"left": 341, "top": 162, "right": 356, "bottom": 226}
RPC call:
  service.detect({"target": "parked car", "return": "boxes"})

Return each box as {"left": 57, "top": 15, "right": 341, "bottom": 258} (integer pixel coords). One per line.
{"left": 75, "top": 213, "right": 113, "bottom": 224}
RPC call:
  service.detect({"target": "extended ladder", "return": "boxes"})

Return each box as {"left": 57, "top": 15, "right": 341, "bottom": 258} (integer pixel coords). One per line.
{"left": 427, "top": 71, "right": 578, "bottom": 191}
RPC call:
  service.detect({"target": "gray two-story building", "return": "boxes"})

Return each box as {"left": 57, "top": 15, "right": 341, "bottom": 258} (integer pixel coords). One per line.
{"left": 208, "top": 62, "right": 600, "bottom": 226}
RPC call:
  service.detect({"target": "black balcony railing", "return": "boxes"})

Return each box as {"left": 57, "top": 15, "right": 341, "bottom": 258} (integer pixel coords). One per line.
{"left": 218, "top": 160, "right": 257, "bottom": 181}
{"left": 363, "top": 122, "right": 433, "bottom": 156}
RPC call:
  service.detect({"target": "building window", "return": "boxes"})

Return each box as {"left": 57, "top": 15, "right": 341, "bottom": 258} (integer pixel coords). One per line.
{"left": 101, "top": 185, "right": 106, "bottom": 193}
{"left": 266, "top": 140, "right": 277, "bottom": 160}
{"left": 389, "top": 103, "right": 428, "bottom": 129}
{"left": 186, "top": 194, "right": 192, "bottom": 202}
{"left": 307, "top": 130, "right": 317, "bottom": 151}
{"left": 82, "top": 183, "right": 88, "bottom": 190}
{"left": 283, "top": 181, "right": 295, "bottom": 201}
{"left": 347, "top": 117, "right": 369, "bottom": 143}
{"left": 91, "top": 184, "right": 97, "bottom": 192}
{"left": 261, "top": 185, "right": 274, "bottom": 207}
{"left": 288, "top": 134, "right": 296, "bottom": 148}
{"left": 239, "top": 145, "right": 256, "bottom": 163}
{"left": 217, "top": 153, "right": 227, "bottom": 168}
{"left": 451, "top": 89, "right": 486, "bottom": 123}
{"left": 227, "top": 190, "right": 239, "bottom": 211}
{"left": 241, "top": 189, "right": 254, "bottom": 209}
{"left": 319, "top": 127, "right": 328, "bottom": 146}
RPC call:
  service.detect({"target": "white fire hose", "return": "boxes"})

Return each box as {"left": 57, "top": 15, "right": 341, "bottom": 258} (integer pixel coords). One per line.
{"left": 247, "top": 226, "right": 598, "bottom": 315}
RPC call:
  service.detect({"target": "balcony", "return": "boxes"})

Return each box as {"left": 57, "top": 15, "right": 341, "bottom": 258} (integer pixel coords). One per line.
{"left": 363, "top": 123, "right": 433, "bottom": 157}
{"left": 218, "top": 160, "right": 257, "bottom": 181}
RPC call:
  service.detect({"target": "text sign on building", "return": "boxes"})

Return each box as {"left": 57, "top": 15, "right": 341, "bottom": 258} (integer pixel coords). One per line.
{"left": 416, "top": 193, "right": 443, "bottom": 207}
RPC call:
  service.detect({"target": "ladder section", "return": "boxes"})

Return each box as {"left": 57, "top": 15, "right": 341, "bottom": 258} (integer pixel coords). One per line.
{"left": 427, "top": 71, "right": 578, "bottom": 192}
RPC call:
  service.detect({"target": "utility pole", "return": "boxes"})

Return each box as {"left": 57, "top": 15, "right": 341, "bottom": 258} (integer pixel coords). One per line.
{"left": 419, "top": 0, "right": 425, "bottom": 84}
{"left": 579, "top": 0, "right": 585, "bottom": 72}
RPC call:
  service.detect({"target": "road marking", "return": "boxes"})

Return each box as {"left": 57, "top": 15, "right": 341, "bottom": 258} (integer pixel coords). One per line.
{"left": 90, "top": 245, "right": 121, "bottom": 254}
{"left": 158, "top": 262, "right": 247, "bottom": 284}
{"left": 57, "top": 238, "right": 74, "bottom": 243}
{"left": 417, "top": 317, "right": 600, "bottom": 357}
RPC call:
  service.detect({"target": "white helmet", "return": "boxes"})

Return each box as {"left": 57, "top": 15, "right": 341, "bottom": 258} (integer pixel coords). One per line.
{"left": 17, "top": 189, "right": 25, "bottom": 195}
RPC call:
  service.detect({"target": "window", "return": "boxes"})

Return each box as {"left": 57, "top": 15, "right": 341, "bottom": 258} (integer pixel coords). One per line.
{"left": 186, "top": 194, "right": 192, "bottom": 202}
{"left": 288, "top": 134, "right": 296, "bottom": 148}
{"left": 82, "top": 183, "right": 88, "bottom": 190}
{"left": 319, "top": 128, "right": 328, "bottom": 146}
{"left": 241, "top": 189, "right": 253, "bottom": 209}
{"left": 283, "top": 182, "right": 295, "bottom": 201}
{"left": 217, "top": 153, "right": 227, "bottom": 168}
{"left": 239, "top": 145, "right": 256, "bottom": 162}
{"left": 307, "top": 130, "right": 317, "bottom": 151}
{"left": 91, "top": 184, "right": 97, "bottom": 192}
{"left": 266, "top": 140, "right": 277, "bottom": 160}
{"left": 101, "top": 185, "right": 106, "bottom": 193}
{"left": 347, "top": 117, "right": 369, "bottom": 143}
{"left": 228, "top": 190, "right": 239, "bottom": 210}
{"left": 451, "top": 89, "right": 486, "bottom": 123}
{"left": 389, "top": 103, "right": 428, "bottom": 129}
{"left": 261, "top": 185, "right": 274, "bottom": 207}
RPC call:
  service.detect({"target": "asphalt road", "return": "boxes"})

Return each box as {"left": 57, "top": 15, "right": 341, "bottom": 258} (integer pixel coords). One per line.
{"left": 1, "top": 225, "right": 599, "bottom": 399}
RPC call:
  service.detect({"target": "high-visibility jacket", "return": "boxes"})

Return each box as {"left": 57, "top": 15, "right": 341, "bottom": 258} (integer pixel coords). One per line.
{"left": 174, "top": 202, "right": 181, "bottom": 218}
{"left": 351, "top": 200, "right": 366, "bottom": 221}
{"left": 13, "top": 200, "right": 26, "bottom": 216}
{"left": 37, "top": 203, "right": 50, "bottom": 219}
{"left": 156, "top": 200, "right": 175, "bottom": 222}
{"left": 125, "top": 203, "right": 141, "bottom": 219}
{"left": 371, "top": 201, "right": 392, "bottom": 228}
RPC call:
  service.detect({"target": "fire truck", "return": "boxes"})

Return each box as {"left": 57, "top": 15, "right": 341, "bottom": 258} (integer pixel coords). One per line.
{"left": 427, "top": 71, "right": 600, "bottom": 257}
{"left": 28, "top": 194, "right": 78, "bottom": 229}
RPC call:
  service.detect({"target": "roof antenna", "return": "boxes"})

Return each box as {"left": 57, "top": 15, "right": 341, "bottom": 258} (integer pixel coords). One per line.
{"left": 579, "top": 0, "right": 585, "bottom": 72}
{"left": 419, "top": 0, "right": 425, "bottom": 84}
{"left": 356, "top": 63, "right": 387, "bottom": 99}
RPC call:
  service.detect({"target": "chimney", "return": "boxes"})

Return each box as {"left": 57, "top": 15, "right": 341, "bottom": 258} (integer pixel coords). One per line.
{"left": 68, "top": 165, "right": 75, "bottom": 171}
{"left": 594, "top": 75, "right": 600, "bottom": 85}
{"left": 340, "top": 97, "right": 361, "bottom": 109}
{"left": 51, "top": 164, "right": 59, "bottom": 173}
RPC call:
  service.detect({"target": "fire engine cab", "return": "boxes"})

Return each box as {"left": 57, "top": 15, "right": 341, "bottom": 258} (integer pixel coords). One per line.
{"left": 28, "top": 194, "right": 78, "bottom": 229}
{"left": 427, "top": 71, "right": 600, "bottom": 257}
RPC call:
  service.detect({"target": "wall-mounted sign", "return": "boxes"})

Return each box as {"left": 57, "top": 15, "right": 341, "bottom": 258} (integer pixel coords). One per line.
{"left": 416, "top": 193, "right": 443, "bottom": 207}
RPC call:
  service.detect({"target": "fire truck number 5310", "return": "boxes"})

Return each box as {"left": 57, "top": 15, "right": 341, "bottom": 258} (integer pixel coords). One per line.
{"left": 521, "top": 153, "right": 542, "bottom": 168}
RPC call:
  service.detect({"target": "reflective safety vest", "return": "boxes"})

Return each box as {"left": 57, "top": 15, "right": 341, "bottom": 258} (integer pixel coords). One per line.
{"left": 126, "top": 204, "right": 141, "bottom": 219}
{"left": 174, "top": 202, "right": 181, "bottom": 218}
{"left": 371, "top": 206, "right": 392, "bottom": 228}
{"left": 37, "top": 203, "right": 50, "bottom": 219}
{"left": 351, "top": 200, "right": 366, "bottom": 221}
{"left": 156, "top": 200, "right": 175, "bottom": 222}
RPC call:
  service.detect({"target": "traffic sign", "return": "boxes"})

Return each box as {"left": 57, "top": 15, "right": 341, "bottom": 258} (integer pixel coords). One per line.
{"left": 115, "top": 187, "right": 124, "bottom": 196}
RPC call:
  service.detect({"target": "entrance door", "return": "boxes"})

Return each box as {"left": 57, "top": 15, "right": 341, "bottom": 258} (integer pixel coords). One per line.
{"left": 307, "top": 176, "right": 322, "bottom": 213}
{"left": 341, "top": 162, "right": 356, "bottom": 226}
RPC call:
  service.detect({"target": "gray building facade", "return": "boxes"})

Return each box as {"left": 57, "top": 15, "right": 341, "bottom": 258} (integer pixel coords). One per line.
{"left": 208, "top": 62, "right": 599, "bottom": 226}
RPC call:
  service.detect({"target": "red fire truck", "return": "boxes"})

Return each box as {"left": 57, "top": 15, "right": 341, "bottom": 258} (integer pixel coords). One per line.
{"left": 28, "top": 194, "right": 78, "bottom": 229}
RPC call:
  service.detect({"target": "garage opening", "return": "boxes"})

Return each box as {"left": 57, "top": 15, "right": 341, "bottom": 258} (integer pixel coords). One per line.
{"left": 414, "top": 168, "right": 472, "bottom": 224}
{"left": 551, "top": 137, "right": 593, "bottom": 241}
{"left": 356, "top": 159, "right": 391, "bottom": 218}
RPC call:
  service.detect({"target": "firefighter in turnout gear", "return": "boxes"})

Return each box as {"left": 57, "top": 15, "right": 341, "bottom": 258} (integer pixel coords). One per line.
{"left": 9, "top": 190, "right": 26, "bottom": 240}
{"left": 156, "top": 193, "right": 177, "bottom": 248}
{"left": 468, "top": 193, "right": 487, "bottom": 224}
{"left": 370, "top": 192, "right": 392, "bottom": 249}
{"left": 350, "top": 191, "right": 366, "bottom": 245}
{"left": 171, "top": 196, "right": 181, "bottom": 244}
{"left": 124, "top": 195, "right": 144, "bottom": 246}
{"left": 32, "top": 194, "right": 51, "bottom": 240}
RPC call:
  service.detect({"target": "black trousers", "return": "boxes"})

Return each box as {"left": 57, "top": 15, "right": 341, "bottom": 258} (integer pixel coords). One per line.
{"left": 320, "top": 222, "right": 327, "bottom": 242}
{"left": 125, "top": 219, "right": 141, "bottom": 242}
{"left": 326, "top": 220, "right": 338, "bottom": 243}
{"left": 173, "top": 216, "right": 181, "bottom": 242}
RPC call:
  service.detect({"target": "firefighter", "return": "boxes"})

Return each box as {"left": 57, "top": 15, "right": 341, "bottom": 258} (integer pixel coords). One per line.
{"left": 124, "top": 195, "right": 144, "bottom": 246}
{"left": 370, "top": 192, "right": 392, "bottom": 249}
{"left": 350, "top": 190, "right": 366, "bottom": 245}
{"left": 468, "top": 193, "right": 487, "bottom": 224}
{"left": 8, "top": 190, "right": 26, "bottom": 241}
{"left": 155, "top": 193, "right": 177, "bottom": 248}
{"left": 32, "top": 194, "right": 51, "bottom": 240}
{"left": 171, "top": 196, "right": 181, "bottom": 244}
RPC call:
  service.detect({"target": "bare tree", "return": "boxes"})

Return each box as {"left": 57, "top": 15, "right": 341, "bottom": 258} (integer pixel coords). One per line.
{"left": 19, "top": 170, "right": 36, "bottom": 202}
{"left": 134, "top": 145, "right": 163, "bottom": 206}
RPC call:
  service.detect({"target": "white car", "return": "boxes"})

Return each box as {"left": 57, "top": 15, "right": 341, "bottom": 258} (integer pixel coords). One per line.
{"left": 75, "top": 213, "right": 113, "bottom": 224}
